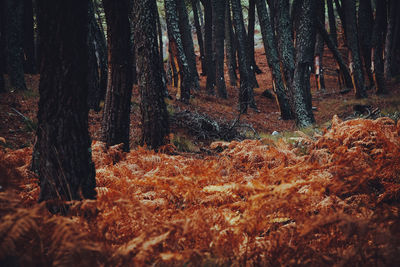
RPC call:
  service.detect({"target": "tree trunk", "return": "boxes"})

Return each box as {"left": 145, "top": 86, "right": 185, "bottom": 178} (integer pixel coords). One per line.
{"left": 384, "top": 0, "right": 395, "bottom": 80}
{"left": 165, "top": 0, "right": 191, "bottom": 102}
{"left": 0, "top": 0, "right": 5, "bottom": 92}
{"left": 344, "top": 0, "right": 367, "bottom": 98}
{"left": 23, "top": 0, "right": 36, "bottom": 74}
{"left": 371, "top": 0, "right": 387, "bottom": 94}
{"left": 255, "top": 0, "right": 292, "bottom": 119}
{"left": 201, "top": 0, "right": 215, "bottom": 94}
{"left": 133, "top": 0, "right": 169, "bottom": 150}
{"left": 225, "top": 1, "right": 237, "bottom": 86}
{"left": 35, "top": 0, "right": 96, "bottom": 207}
{"left": 212, "top": 0, "right": 227, "bottom": 98}
{"left": 5, "top": 0, "right": 27, "bottom": 91}
{"left": 101, "top": 0, "right": 133, "bottom": 151}
{"left": 391, "top": 1, "right": 400, "bottom": 77}
{"left": 314, "top": 0, "right": 326, "bottom": 91}
{"left": 247, "top": 0, "right": 261, "bottom": 74}
{"left": 334, "top": 0, "right": 347, "bottom": 42}
{"left": 292, "top": 0, "right": 316, "bottom": 127}
{"left": 191, "top": 0, "right": 206, "bottom": 76}
{"left": 177, "top": 0, "right": 199, "bottom": 91}
{"left": 326, "top": 0, "right": 337, "bottom": 47}
{"left": 316, "top": 19, "right": 353, "bottom": 89}
{"left": 358, "top": 0, "right": 374, "bottom": 89}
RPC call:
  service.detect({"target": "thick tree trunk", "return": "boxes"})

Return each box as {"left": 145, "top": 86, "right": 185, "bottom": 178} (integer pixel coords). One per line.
{"left": 0, "top": 0, "right": 5, "bottom": 92}
{"left": 133, "top": 0, "right": 169, "bottom": 150}
{"left": 334, "top": 0, "right": 347, "bottom": 42}
{"left": 101, "top": 0, "right": 133, "bottom": 151}
{"left": 255, "top": 0, "right": 292, "bottom": 119}
{"left": 344, "top": 0, "right": 367, "bottom": 98}
{"left": 391, "top": 1, "right": 400, "bottom": 77}
{"left": 191, "top": 0, "right": 206, "bottom": 76}
{"left": 314, "top": 0, "right": 326, "bottom": 91}
{"left": 202, "top": 0, "right": 215, "bottom": 94}
{"left": 326, "top": 0, "right": 337, "bottom": 47}
{"left": 35, "top": 0, "right": 96, "bottom": 207}
{"left": 225, "top": 1, "right": 237, "bottom": 86}
{"left": 155, "top": 7, "right": 169, "bottom": 97}
{"left": 371, "top": 0, "right": 387, "bottom": 95}
{"left": 165, "top": 0, "right": 191, "bottom": 102}
{"left": 358, "top": 0, "right": 374, "bottom": 89}
{"left": 384, "top": 0, "right": 395, "bottom": 80}
{"left": 247, "top": 0, "right": 261, "bottom": 74}
{"left": 5, "top": 0, "right": 27, "bottom": 91}
{"left": 316, "top": 19, "right": 353, "bottom": 89}
{"left": 230, "top": 0, "right": 257, "bottom": 113}
{"left": 23, "top": 0, "right": 36, "bottom": 74}
{"left": 177, "top": 0, "right": 199, "bottom": 91}
{"left": 212, "top": 0, "right": 227, "bottom": 98}
{"left": 292, "top": 0, "right": 316, "bottom": 127}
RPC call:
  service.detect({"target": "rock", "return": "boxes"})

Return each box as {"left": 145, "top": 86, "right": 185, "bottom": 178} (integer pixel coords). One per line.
{"left": 272, "top": 131, "right": 279, "bottom": 136}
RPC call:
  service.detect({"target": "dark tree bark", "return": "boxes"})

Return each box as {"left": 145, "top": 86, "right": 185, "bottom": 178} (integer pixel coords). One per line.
{"left": 334, "top": 0, "right": 347, "bottom": 41}
{"left": 314, "top": 0, "right": 326, "bottom": 91}
{"left": 133, "top": 0, "right": 169, "bottom": 150}
{"left": 326, "top": 0, "right": 337, "bottom": 47}
{"left": 344, "top": 0, "right": 367, "bottom": 98}
{"left": 177, "top": 0, "right": 199, "bottom": 91}
{"left": 23, "top": 0, "right": 36, "bottom": 74}
{"left": 5, "top": 0, "right": 27, "bottom": 91}
{"left": 35, "top": 0, "right": 96, "bottom": 206}
{"left": 292, "top": 0, "right": 316, "bottom": 127}
{"left": 225, "top": 1, "right": 237, "bottom": 86}
{"left": 371, "top": 0, "right": 387, "bottom": 94}
{"left": 316, "top": 19, "right": 353, "bottom": 89}
{"left": 212, "top": 0, "right": 227, "bottom": 98}
{"left": 202, "top": 0, "right": 215, "bottom": 94}
{"left": 255, "top": 0, "right": 292, "bottom": 119}
{"left": 88, "top": 0, "right": 101, "bottom": 111}
{"left": 384, "top": 0, "right": 395, "bottom": 80}
{"left": 247, "top": 0, "right": 261, "bottom": 74}
{"left": 391, "top": 1, "right": 400, "bottom": 77}
{"left": 358, "top": 0, "right": 374, "bottom": 89}
{"left": 290, "top": 0, "right": 301, "bottom": 36}
{"left": 101, "top": 0, "right": 133, "bottom": 151}
{"left": 165, "top": 0, "right": 191, "bottom": 102}
{"left": 155, "top": 7, "right": 169, "bottom": 98}
{"left": 191, "top": 0, "right": 206, "bottom": 76}
{"left": 0, "top": 0, "right": 5, "bottom": 93}
{"left": 230, "top": 0, "right": 257, "bottom": 113}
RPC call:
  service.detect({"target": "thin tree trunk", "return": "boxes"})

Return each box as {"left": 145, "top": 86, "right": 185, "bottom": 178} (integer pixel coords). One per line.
{"left": 35, "top": 0, "right": 96, "bottom": 207}
{"left": 315, "top": 0, "right": 326, "bottom": 91}
{"left": 255, "top": 0, "right": 292, "bottom": 119}
{"left": 384, "top": 0, "right": 395, "bottom": 80}
{"left": 248, "top": 0, "right": 261, "bottom": 74}
{"left": 88, "top": 0, "right": 101, "bottom": 111}
{"left": 391, "top": 1, "right": 400, "bottom": 77}
{"left": 225, "top": 1, "right": 237, "bottom": 86}
{"left": 202, "top": 0, "right": 215, "bottom": 94}
{"left": 156, "top": 6, "right": 169, "bottom": 97}
{"left": 230, "top": 0, "right": 257, "bottom": 113}
{"left": 334, "top": 0, "right": 347, "bottom": 42}
{"left": 292, "top": 0, "right": 316, "bottom": 127}
{"left": 165, "top": 0, "right": 191, "bottom": 102}
{"left": 191, "top": 0, "right": 206, "bottom": 76}
{"left": 23, "top": 0, "right": 36, "bottom": 74}
{"left": 344, "top": 0, "right": 367, "bottom": 98}
{"left": 5, "top": 0, "right": 27, "bottom": 91}
{"left": 326, "top": 0, "right": 337, "bottom": 47}
{"left": 371, "top": 0, "right": 387, "bottom": 94}
{"left": 101, "top": 0, "right": 133, "bottom": 151}
{"left": 177, "top": 0, "right": 199, "bottom": 90}
{"left": 358, "top": 0, "right": 374, "bottom": 89}
{"left": 133, "top": 0, "right": 169, "bottom": 150}
{"left": 212, "top": 0, "right": 227, "bottom": 98}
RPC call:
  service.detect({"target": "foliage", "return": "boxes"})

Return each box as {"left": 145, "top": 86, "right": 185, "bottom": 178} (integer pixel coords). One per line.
{"left": 1, "top": 116, "right": 400, "bottom": 266}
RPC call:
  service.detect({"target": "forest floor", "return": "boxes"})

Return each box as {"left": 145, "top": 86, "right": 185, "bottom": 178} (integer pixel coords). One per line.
{"left": 1, "top": 47, "right": 400, "bottom": 266}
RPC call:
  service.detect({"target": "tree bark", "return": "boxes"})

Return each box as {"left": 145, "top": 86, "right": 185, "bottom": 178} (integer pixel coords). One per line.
{"left": 177, "top": 0, "right": 199, "bottom": 90}
{"left": 292, "top": 0, "right": 316, "bottom": 127}
{"left": 212, "top": 0, "right": 227, "bottom": 98}
{"left": 225, "top": 1, "right": 237, "bottom": 86}
{"left": 5, "top": 0, "right": 27, "bottom": 91}
{"left": 202, "top": 0, "right": 215, "bottom": 94}
{"left": 101, "top": 0, "right": 133, "bottom": 151}
{"left": 384, "top": 0, "right": 395, "bottom": 80}
{"left": 230, "top": 0, "right": 257, "bottom": 113}
{"left": 191, "top": 0, "right": 206, "bottom": 76}
{"left": 0, "top": 0, "right": 5, "bottom": 92}
{"left": 358, "top": 0, "right": 374, "bottom": 89}
{"left": 165, "top": 0, "right": 191, "bottom": 102}
{"left": 255, "top": 0, "right": 292, "bottom": 119}
{"left": 344, "top": 0, "right": 367, "bottom": 98}
{"left": 23, "top": 0, "right": 36, "bottom": 74}
{"left": 314, "top": 0, "right": 326, "bottom": 91}
{"left": 371, "top": 0, "right": 387, "bottom": 94}
{"left": 247, "top": 0, "right": 261, "bottom": 74}
{"left": 391, "top": 1, "right": 400, "bottom": 77}
{"left": 326, "top": 0, "right": 337, "bottom": 47}
{"left": 133, "top": 0, "right": 169, "bottom": 150}
{"left": 35, "top": 0, "right": 96, "bottom": 206}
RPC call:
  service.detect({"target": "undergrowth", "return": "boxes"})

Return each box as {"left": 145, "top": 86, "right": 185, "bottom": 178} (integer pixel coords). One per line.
{"left": 0, "top": 116, "right": 400, "bottom": 266}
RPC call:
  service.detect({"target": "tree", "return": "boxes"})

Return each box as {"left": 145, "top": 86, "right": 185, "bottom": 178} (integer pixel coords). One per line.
{"left": 101, "top": 0, "right": 133, "bottom": 151}
{"left": 230, "top": 0, "right": 257, "bottom": 113}
{"left": 314, "top": 0, "right": 326, "bottom": 91}
{"left": 23, "top": 0, "right": 36, "bottom": 74}
{"left": 225, "top": 1, "right": 237, "bottom": 86}
{"left": 326, "top": 0, "right": 337, "bottom": 47}
{"left": 202, "top": 0, "right": 216, "bottom": 94}
{"left": 165, "top": 0, "right": 191, "bottom": 102}
{"left": 255, "top": 0, "right": 292, "bottom": 119}
{"left": 0, "top": 0, "right": 5, "bottom": 93}
{"left": 291, "top": 0, "right": 316, "bottom": 127}
{"left": 35, "top": 0, "right": 96, "bottom": 207}
{"left": 247, "top": 0, "right": 261, "bottom": 74}
{"left": 358, "top": 0, "right": 374, "bottom": 89}
{"left": 191, "top": 0, "right": 206, "bottom": 75}
{"left": 344, "top": 0, "right": 367, "bottom": 98}
{"left": 212, "top": 0, "right": 227, "bottom": 98}
{"left": 384, "top": 0, "right": 396, "bottom": 80}
{"left": 133, "top": 0, "right": 169, "bottom": 150}
{"left": 5, "top": 0, "right": 27, "bottom": 91}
